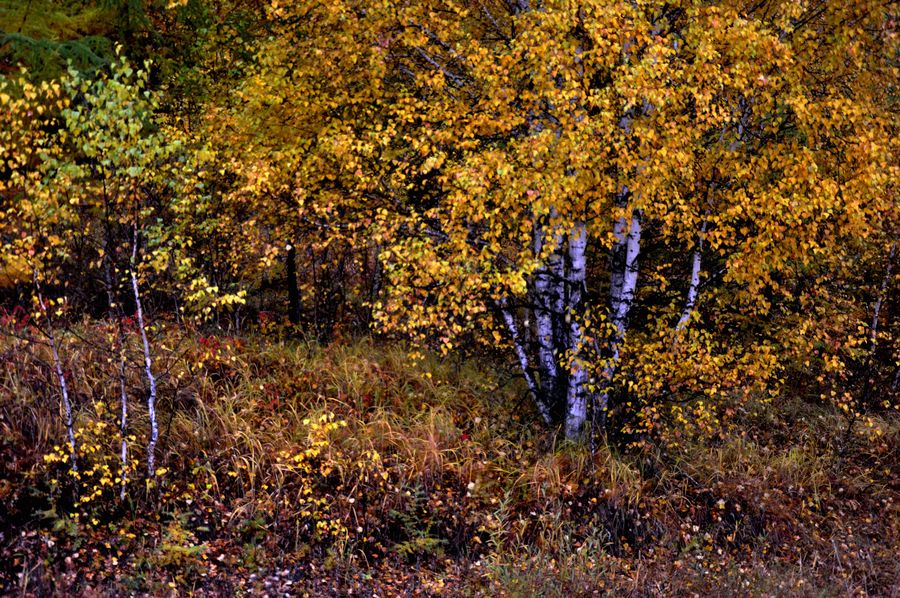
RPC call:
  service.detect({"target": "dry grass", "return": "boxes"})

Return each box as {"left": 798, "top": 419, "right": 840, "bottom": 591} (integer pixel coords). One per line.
{"left": 1, "top": 323, "right": 897, "bottom": 595}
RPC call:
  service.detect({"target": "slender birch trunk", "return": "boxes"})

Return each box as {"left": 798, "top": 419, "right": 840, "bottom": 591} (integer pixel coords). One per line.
{"left": 870, "top": 242, "right": 895, "bottom": 347}
{"left": 596, "top": 210, "right": 642, "bottom": 418}
{"left": 130, "top": 239, "right": 158, "bottom": 478}
{"left": 861, "top": 242, "right": 897, "bottom": 405}
{"left": 564, "top": 221, "right": 590, "bottom": 439}
{"left": 500, "top": 300, "right": 551, "bottom": 424}
{"left": 612, "top": 212, "right": 642, "bottom": 340}
{"left": 103, "top": 254, "right": 130, "bottom": 499}
{"left": 34, "top": 273, "right": 77, "bottom": 474}
{"left": 676, "top": 221, "right": 708, "bottom": 333}
{"left": 533, "top": 220, "right": 562, "bottom": 405}
{"left": 118, "top": 349, "right": 129, "bottom": 498}
{"left": 547, "top": 226, "right": 566, "bottom": 381}
{"left": 609, "top": 195, "right": 629, "bottom": 309}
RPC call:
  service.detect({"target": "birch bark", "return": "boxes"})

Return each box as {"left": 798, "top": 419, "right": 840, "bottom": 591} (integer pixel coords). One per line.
{"left": 676, "top": 221, "right": 708, "bottom": 333}
{"left": 596, "top": 210, "right": 642, "bottom": 418}
{"left": 118, "top": 350, "right": 129, "bottom": 498}
{"left": 870, "top": 242, "right": 895, "bottom": 347}
{"left": 34, "top": 273, "right": 77, "bottom": 474}
{"left": 500, "top": 299, "right": 551, "bottom": 424}
{"left": 564, "top": 221, "right": 590, "bottom": 439}
{"left": 533, "top": 219, "right": 564, "bottom": 408}
{"left": 103, "top": 253, "right": 129, "bottom": 499}
{"left": 131, "top": 239, "right": 158, "bottom": 478}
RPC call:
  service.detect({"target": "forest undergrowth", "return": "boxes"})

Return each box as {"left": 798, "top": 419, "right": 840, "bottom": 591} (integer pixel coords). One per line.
{"left": 1, "top": 324, "right": 897, "bottom": 597}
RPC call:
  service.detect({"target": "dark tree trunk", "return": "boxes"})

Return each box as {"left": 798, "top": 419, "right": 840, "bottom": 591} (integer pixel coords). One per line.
{"left": 286, "top": 244, "right": 300, "bottom": 326}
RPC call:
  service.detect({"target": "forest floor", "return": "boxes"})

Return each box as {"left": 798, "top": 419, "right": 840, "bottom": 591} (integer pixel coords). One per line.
{"left": 1, "top": 330, "right": 898, "bottom": 596}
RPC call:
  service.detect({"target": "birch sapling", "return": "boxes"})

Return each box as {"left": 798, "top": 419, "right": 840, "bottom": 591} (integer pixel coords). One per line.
{"left": 103, "top": 252, "right": 130, "bottom": 499}
{"left": 34, "top": 271, "right": 78, "bottom": 475}
{"left": 130, "top": 235, "right": 158, "bottom": 478}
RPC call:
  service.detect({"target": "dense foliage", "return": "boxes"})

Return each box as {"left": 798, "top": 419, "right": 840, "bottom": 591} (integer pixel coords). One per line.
{"left": 1, "top": 0, "right": 897, "bottom": 595}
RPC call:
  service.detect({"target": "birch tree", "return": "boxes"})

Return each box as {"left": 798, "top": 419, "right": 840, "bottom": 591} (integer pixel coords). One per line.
{"left": 2, "top": 57, "right": 218, "bottom": 476}
{"left": 0, "top": 75, "right": 82, "bottom": 467}
{"left": 229, "top": 0, "right": 895, "bottom": 439}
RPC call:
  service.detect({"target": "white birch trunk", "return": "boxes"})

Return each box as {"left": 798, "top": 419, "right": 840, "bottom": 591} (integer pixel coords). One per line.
{"left": 547, "top": 225, "right": 566, "bottom": 319}
{"left": 533, "top": 221, "right": 562, "bottom": 401}
{"left": 564, "top": 221, "right": 590, "bottom": 439}
{"left": 130, "top": 242, "right": 158, "bottom": 479}
{"left": 118, "top": 350, "right": 129, "bottom": 498}
{"left": 676, "top": 221, "right": 708, "bottom": 333}
{"left": 596, "top": 210, "right": 642, "bottom": 418}
{"left": 612, "top": 211, "right": 641, "bottom": 334}
{"left": 609, "top": 193, "right": 629, "bottom": 309}
{"left": 500, "top": 301, "right": 551, "bottom": 424}
{"left": 871, "top": 242, "right": 895, "bottom": 347}
{"left": 103, "top": 255, "right": 129, "bottom": 499}
{"left": 35, "top": 274, "right": 77, "bottom": 474}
